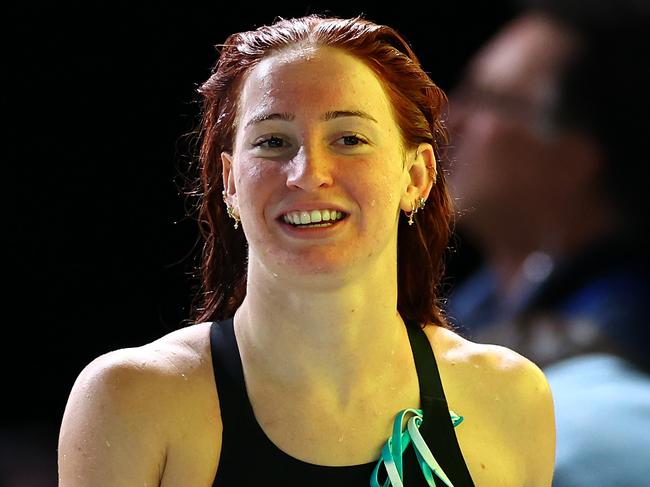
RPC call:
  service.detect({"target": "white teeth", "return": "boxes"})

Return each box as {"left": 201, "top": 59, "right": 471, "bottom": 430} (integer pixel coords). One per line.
{"left": 282, "top": 209, "right": 345, "bottom": 225}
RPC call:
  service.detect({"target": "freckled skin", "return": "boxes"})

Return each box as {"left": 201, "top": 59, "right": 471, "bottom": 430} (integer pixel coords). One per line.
{"left": 223, "top": 47, "right": 412, "bottom": 283}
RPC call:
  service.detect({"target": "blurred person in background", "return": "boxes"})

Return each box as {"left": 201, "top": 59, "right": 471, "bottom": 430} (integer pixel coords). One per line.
{"left": 445, "top": 0, "right": 650, "bottom": 484}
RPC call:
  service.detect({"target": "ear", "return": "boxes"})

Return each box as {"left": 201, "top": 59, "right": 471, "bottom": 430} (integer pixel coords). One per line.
{"left": 399, "top": 143, "right": 436, "bottom": 212}
{"left": 221, "top": 151, "right": 238, "bottom": 208}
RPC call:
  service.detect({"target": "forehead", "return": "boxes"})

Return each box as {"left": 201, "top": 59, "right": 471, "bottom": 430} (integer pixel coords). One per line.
{"left": 468, "top": 15, "right": 575, "bottom": 101}
{"left": 237, "top": 46, "right": 395, "bottom": 124}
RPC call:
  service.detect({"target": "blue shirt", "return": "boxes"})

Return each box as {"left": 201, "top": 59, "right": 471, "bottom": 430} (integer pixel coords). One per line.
{"left": 545, "top": 354, "right": 650, "bottom": 486}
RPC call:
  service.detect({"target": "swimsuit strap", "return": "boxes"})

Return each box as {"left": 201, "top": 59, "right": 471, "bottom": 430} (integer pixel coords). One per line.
{"left": 211, "top": 317, "right": 474, "bottom": 486}
{"left": 406, "top": 322, "right": 475, "bottom": 486}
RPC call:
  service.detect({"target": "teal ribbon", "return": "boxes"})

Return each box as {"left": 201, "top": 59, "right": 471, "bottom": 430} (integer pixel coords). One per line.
{"left": 370, "top": 408, "right": 464, "bottom": 487}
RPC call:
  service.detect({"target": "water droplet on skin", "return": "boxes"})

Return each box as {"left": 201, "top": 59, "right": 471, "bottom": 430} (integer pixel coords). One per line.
{"left": 105, "top": 440, "right": 111, "bottom": 447}
{"left": 272, "top": 273, "right": 278, "bottom": 278}
{"left": 338, "top": 435, "right": 344, "bottom": 442}
{"left": 181, "top": 373, "right": 187, "bottom": 381}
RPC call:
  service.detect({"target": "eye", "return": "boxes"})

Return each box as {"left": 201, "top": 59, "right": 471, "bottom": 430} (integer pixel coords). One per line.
{"left": 335, "top": 134, "right": 369, "bottom": 147}
{"left": 252, "top": 135, "right": 290, "bottom": 149}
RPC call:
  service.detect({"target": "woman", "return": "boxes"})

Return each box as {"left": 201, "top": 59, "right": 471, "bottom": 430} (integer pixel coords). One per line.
{"left": 58, "top": 15, "right": 555, "bottom": 486}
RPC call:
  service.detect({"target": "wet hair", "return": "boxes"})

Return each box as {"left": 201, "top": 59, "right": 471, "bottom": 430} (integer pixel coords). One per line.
{"left": 188, "top": 15, "right": 453, "bottom": 326}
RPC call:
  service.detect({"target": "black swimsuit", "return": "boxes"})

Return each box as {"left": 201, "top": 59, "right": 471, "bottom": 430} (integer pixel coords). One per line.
{"left": 210, "top": 317, "right": 475, "bottom": 486}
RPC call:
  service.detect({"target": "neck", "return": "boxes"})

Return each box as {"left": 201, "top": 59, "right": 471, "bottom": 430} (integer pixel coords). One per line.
{"left": 234, "top": 250, "right": 410, "bottom": 396}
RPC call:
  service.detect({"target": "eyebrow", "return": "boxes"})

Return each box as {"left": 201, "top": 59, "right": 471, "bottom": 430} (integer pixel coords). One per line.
{"left": 244, "top": 109, "right": 378, "bottom": 128}
{"left": 244, "top": 112, "right": 295, "bottom": 128}
{"left": 323, "top": 110, "right": 378, "bottom": 123}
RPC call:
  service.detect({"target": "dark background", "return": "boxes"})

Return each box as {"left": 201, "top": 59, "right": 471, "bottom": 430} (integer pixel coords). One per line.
{"left": 5, "top": 2, "right": 515, "bottom": 484}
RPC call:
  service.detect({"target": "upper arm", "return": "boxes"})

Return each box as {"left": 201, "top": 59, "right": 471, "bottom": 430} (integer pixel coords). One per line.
{"left": 58, "top": 351, "right": 168, "bottom": 486}
{"left": 501, "top": 352, "right": 556, "bottom": 486}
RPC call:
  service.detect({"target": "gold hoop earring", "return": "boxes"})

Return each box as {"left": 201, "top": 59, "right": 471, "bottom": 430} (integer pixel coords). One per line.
{"left": 222, "top": 190, "right": 241, "bottom": 229}
{"left": 406, "top": 197, "right": 426, "bottom": 226}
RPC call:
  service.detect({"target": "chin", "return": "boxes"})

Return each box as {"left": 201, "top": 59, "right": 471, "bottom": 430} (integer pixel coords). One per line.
{"left": 285, "top": 255, "right": 353, "bottom": 275}
{"left": 269, "top": 250, "right": 365, "bottom": 281}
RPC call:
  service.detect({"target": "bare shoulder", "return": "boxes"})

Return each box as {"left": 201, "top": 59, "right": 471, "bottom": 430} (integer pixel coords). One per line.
{"left": 424, "top": 325, "right": 552, "bottom": 397}
{"left": 66, "top": 322, "right": 213, "bottom": 409}
{"left": 423, "top": 325, "right": 556, "bottom": 486}
{"left": 58, "top": 323, "right": 217, "bottom": 486}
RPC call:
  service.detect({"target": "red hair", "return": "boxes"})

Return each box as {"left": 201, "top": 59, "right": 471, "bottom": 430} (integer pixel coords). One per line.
{"left": 189, "top": 15, "right": 453, "bottom": 327}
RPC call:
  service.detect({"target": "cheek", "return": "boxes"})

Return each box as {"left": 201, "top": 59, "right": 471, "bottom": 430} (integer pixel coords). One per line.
{"left": 233, "top": 162, "right": 285, "bottom": 230}
{"left": 355, "top": 160, "right": 405, "bottom": 217}
{"left": 235, "top": 162, "right": 278, "bottom": 199}
{"left": 238, "top": 160, "right": 266, "bottom": 183}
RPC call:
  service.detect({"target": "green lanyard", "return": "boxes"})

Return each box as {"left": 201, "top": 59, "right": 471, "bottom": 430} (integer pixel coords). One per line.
{"left": 370, "top": 408, "right": 464, "bottom": 487}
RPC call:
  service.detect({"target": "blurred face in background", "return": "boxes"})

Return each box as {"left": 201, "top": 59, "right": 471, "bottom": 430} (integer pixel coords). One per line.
{"left": 448, "top": 15, "right": 576, "bottom": 239}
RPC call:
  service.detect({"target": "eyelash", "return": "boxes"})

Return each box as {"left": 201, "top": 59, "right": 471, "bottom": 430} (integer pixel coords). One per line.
{"left": 337, "top": 134, "right": 369, "bottom": 146}
{"left": 252, "top": 136, "right": 286, "bottom": 149}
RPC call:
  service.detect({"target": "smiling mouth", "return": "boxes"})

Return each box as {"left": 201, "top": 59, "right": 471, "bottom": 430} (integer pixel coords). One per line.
{"left": 280, "top": 209, "right": 348, "bottom": 227}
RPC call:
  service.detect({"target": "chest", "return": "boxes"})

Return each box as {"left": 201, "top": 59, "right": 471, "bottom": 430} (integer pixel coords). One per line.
{"left": 454, "top": 415, "right": 526, "bottom": 486}
{"left": 160, "top": 330, "right": 527, "bottom": 486}
{"left": 162, "top": 399, "right": 525, "bottom": 487}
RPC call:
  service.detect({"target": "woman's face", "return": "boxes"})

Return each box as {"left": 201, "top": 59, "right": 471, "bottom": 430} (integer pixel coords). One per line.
{"left": 223, "top": 46, "right": 414, "bottom": 280}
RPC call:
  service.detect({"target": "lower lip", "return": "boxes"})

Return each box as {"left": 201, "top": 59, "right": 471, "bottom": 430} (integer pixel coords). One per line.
{"left": 277, "top": 217, "right": 348, "bottom": 239}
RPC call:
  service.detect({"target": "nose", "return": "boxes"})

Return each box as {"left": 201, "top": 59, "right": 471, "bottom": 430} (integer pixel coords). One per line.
{"left": 285, "top": 146, "right": 334, "bottom": 191}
